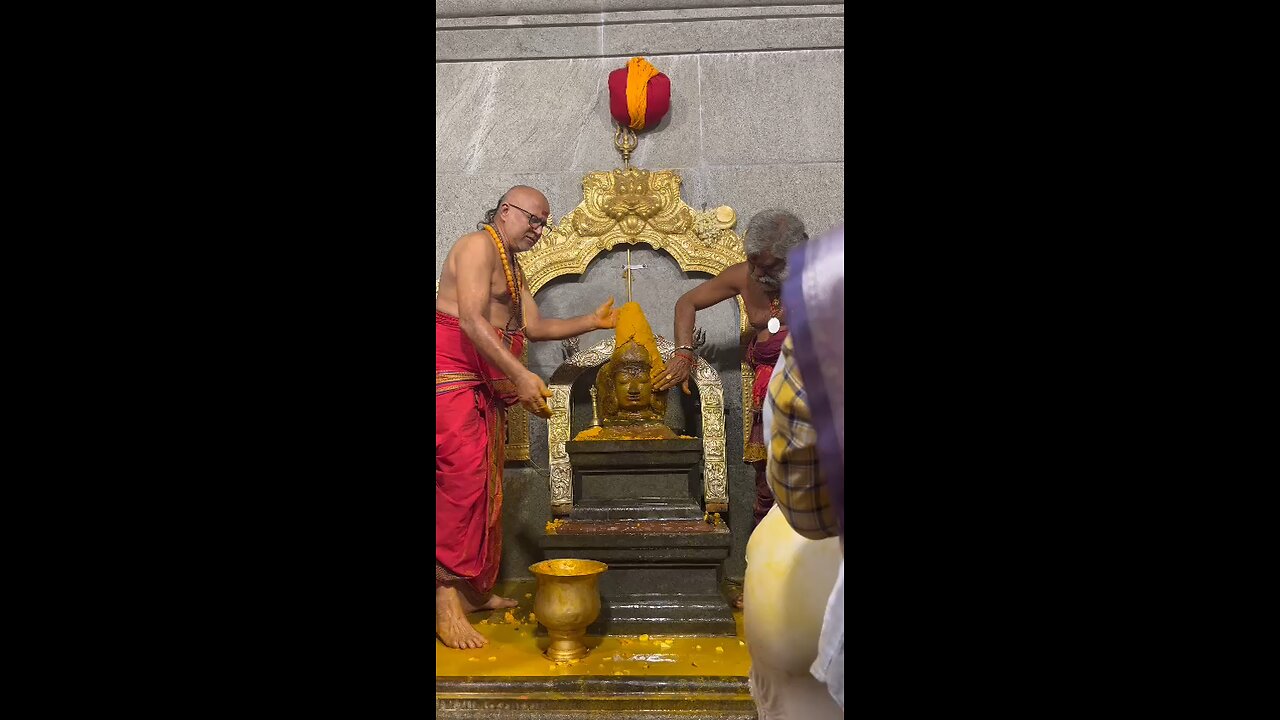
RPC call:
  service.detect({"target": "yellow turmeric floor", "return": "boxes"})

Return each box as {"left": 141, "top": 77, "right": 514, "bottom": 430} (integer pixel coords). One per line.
{"left": 436, "top": 580, "right": 751, "bottom": 677}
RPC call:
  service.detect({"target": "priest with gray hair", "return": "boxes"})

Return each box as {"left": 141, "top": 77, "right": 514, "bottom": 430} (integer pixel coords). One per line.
{"left": 655, "top": 208, "right": 810, "bottom": 609}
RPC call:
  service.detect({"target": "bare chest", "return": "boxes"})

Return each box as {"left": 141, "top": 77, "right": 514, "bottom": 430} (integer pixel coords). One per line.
{"left": 490, "top": 260, "right": 518, "bottom": 305}
{"left": 743, "top": 288, "right": 781, "bottom": 331}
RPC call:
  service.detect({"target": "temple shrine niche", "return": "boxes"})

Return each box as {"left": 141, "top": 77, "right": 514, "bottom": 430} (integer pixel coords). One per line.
{"left": 510, "top": 129, "right": 756, "bottom": 637}
{"left": 542, "top": 302, "right": 734, "bottom": 635}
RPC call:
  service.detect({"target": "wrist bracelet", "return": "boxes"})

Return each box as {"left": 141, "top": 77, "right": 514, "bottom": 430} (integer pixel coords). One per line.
{"left": 676, "top": 345, "right": 695, "bottom": 352}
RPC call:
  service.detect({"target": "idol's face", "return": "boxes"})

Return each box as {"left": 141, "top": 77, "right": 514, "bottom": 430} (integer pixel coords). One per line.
{"left": 614, "top": 362, "right": 654, "bottom": 412}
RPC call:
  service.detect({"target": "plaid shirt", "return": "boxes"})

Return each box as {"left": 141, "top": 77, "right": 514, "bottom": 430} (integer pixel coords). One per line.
{"left": 765, "top": 335, "right": 839, "bottom": 540}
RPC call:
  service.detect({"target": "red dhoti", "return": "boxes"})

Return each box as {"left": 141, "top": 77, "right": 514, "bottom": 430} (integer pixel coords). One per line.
{"left": 436, "top": 310, "right": 525, "bottom": 596}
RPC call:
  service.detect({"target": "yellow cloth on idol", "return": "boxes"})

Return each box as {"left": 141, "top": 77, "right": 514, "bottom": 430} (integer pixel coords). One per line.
{"left": 614, "top": 301, "right": 666, "bottom": 378}
{"left": 625, "top": 57, "right": 661, "bottom": 130}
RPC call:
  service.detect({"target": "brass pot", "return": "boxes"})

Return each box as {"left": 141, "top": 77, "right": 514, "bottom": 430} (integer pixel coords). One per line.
{"left": 529, "top": 558, "right": 608, "bottom": 661}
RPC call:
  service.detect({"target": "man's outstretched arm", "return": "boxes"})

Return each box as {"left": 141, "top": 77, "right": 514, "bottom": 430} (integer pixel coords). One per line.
{"left": 671, "top": 264, "right": 745, "bottom": 348}
{"left": 521, "top": 288, "right": 619, "bottom": 341}
{"left": 654, "top": 263, "right": 746, "bottom": 393}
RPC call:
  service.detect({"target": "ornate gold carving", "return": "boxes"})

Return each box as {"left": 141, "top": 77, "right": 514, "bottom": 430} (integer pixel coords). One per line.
{"left": 547, "top": 336, "right": 727, "bottom": 510}
{"left": 504, "top": 341, "right": 531, "bottom": 460}
{"left": 512, "top": 167, "right": 755, "bottom": 464}
{"left": 517, "top": 171, "right": 747, "bottom": 294}
{"left": 694, "top": 205, "right": 737, "bottom": 245}
{"left": 547, "top": 338, "right": 611, "bottom": 516}
{"left": 694, "top": 359, "right": 729, "bottom": 507}
{"left": 548, "top": 384, "right": 574, "bottom": 513}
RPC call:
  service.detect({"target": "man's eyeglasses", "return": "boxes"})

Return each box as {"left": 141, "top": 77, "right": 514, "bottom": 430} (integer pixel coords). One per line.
{"left": 505, "top": 202, "right": 551, "bottom": 229}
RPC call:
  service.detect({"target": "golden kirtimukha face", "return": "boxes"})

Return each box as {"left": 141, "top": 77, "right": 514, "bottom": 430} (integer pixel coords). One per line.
{"left": 614, "top": 360, "right": 653, "bottom": 412}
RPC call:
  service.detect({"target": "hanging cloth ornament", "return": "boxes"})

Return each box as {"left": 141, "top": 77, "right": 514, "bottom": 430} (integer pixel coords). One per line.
{"left": 608, "top": 57, "right": 670, "bottom": 131}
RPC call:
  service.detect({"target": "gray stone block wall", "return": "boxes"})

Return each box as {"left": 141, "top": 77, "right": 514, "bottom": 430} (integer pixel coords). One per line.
{"left": 438, "top": 1, "right": 843, "bottom": 583}
{"left": 438, "top": 0, "right": 840, "bottom": 17}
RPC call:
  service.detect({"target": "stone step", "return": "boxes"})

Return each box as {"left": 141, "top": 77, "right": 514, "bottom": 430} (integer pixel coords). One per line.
{"left": 569, "top": 497, "right": 703, "bottom": 522}
{"left": 543, "top": 542, "right": 730, "bottom": 567}
{"left": 588, "top": 593, "right": 738, "bottom": 636}
{"left": 436, "top": 675, "right": 757, "bottom": 719}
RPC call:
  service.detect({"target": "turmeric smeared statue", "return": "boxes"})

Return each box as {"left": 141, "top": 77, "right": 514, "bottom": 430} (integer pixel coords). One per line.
{"left": 575, "top": 301, "right": 678, "bottom": 441}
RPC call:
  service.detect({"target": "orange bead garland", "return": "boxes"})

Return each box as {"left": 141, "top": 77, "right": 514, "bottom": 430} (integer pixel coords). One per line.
{"left": 483, "top": 223, "right": 522, "bottom": 331}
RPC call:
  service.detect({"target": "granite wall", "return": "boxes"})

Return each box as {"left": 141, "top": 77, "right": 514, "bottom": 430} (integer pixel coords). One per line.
{"left": 436, "top": 0, "right": 844, "bottom": 584}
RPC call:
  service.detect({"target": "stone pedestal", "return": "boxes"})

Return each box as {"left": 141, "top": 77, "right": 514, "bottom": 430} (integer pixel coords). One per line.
{"left": 538, "top": 438, "right": 736, "bottom": 636}
{"left": 567, "top": 438, "right": 704, "bottom": 521}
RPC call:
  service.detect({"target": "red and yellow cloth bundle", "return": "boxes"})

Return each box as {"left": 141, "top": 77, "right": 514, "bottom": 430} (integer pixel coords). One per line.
{"left": 609, "top": 57, "right": 671, "bottom": 131}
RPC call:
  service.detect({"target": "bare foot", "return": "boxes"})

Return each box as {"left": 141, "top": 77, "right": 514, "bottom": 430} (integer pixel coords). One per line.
{"left": 436, "top": 585, "right": 488, "bottom": 649}
{"left": 456, "top": 583, "right": 520, "bottom": 613}
{"left": 479, "top": 594, "right": 519, "bottom": 610}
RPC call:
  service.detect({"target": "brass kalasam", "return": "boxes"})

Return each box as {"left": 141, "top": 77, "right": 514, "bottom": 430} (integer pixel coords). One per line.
{"left": 529, "top": 559, "right": 608, "bottom": 662}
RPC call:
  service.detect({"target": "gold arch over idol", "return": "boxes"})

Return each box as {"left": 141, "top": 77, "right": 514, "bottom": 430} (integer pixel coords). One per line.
{"left": 505, "top": 136, "right": 755, "bottom": 497}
